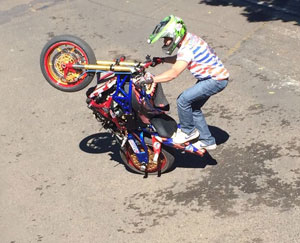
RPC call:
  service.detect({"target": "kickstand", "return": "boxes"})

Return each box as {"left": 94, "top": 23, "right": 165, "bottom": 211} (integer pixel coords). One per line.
{"left": 143, "top": 171, "right": 148, "bottom": 179}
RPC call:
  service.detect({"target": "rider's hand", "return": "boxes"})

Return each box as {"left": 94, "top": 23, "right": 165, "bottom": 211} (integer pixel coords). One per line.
{"left": 151, "top": 57, "right": 165, "bottom": 67}
{"left": 136, "top": 72, "right": 154, "bottom": 86}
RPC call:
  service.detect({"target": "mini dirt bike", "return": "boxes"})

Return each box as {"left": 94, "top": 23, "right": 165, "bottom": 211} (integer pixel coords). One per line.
{"left": 40, "top": 35, "right": 206, "bottom": 175}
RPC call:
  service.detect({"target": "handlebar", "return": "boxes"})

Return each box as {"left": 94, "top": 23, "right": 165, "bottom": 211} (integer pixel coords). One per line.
{"left": 98, "top": 55, "right": 156, "bottom": 94}
{"left": 142, "top": 61, "right": 153, "bottom": 69}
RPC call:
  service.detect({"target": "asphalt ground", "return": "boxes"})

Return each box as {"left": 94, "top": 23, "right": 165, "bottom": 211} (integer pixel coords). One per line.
{"left": 0, "top": 0, "right": 300, "bottom": 242}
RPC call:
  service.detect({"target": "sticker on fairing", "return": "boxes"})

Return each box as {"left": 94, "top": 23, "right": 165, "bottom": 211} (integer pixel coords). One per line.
{"left": 153, "top": 141, "right": 161, "bottom": 150}
{"left": 128, "top": 139, "right": 140, "bottom": 153}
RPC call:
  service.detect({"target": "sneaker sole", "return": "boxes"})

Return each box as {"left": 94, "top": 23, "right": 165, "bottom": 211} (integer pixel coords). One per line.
{"left": 205, "top": 144, "right": 217, "bottom": 150}
{"left": 193, "top": 141, "right": 217, "bottom": 150}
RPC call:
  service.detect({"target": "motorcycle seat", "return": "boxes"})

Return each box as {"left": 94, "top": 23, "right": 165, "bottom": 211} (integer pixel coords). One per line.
{"left": 150, "top": 113, "right": 177, "bottom": 138}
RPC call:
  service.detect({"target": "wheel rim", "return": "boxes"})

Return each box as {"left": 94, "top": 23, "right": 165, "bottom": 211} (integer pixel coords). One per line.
{"left": 43, "top": 41, "right": 89, "bottom": 87}
{"left": 125, "top": 145, "right": 167, "bottom": 173}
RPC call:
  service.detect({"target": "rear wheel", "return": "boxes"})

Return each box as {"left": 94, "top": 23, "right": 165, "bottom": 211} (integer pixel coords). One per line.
{"left": 120, "top": 138, "right": 175, "bottom": 175}
{"left": 40, "top": 35, "right": 96, "bottom": 92}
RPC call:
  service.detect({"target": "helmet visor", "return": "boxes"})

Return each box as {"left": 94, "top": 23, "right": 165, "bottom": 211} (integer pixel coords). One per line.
{"left": 148, "top": 15, "right": 174, "bottom": 44}
{"left": 152, "top": 20, "right": 169, "bottom": 36}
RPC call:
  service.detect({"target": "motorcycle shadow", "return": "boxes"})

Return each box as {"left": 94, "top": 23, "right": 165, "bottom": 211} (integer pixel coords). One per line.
{"left": 79, "top": 132, "right": 124, "bottom": 164}
{"left": 78, "top": 126, "right": 229, "bottom": 172}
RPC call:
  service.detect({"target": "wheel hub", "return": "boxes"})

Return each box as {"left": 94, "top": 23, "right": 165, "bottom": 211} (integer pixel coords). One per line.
{"left": 130, "top": 147, "right": 162, "bottom": 172}
{"left": 53, "top": 51, "right": 80, "bottom": 83}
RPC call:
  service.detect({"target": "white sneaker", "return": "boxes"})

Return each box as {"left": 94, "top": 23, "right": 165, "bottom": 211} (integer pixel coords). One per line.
{"left": 193, "top": 140, "right": 217, "bottom": 150}
{"left": 172, "top": 129, "right": 200, "bottom": 144}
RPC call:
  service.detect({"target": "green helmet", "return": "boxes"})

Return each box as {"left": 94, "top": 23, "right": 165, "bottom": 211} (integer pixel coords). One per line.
{"left": 148, "top": 15, "right": 187, "bottom": 55}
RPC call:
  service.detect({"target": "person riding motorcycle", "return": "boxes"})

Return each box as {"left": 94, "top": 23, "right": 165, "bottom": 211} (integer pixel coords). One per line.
{"left": 143, "top": 15, "right": 229, "bottom": 150}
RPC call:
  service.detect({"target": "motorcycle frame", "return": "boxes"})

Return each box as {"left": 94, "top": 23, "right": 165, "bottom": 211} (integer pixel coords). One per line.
{"left": 83, "top": 60, "right": 206, "bottom": 169}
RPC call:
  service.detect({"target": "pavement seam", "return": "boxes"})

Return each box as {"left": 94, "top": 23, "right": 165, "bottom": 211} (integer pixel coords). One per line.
{"left": 224, "top": 22, "right": 267, "bottom": 61}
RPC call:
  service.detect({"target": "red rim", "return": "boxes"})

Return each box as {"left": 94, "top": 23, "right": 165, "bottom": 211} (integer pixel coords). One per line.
{"left": 43, "top": 41, "right": 89, "bottom": 88}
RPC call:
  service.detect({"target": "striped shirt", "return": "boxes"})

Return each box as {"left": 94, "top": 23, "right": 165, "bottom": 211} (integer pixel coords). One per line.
{"left": 177, "top": 32, "right": 229, "bottom": 81}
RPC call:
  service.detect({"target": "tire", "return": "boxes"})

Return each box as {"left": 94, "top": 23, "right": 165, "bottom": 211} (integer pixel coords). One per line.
{"left": 120, "top": 137, "right": 175, "bottom": 175}
{"left": 40, "top": 35, "right": 97, "bottom": 92}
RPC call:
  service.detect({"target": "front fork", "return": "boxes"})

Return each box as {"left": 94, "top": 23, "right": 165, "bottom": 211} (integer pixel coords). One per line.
{"left": 151, "top": 135, "right": 161, "bottom": 163}
{"left": 126, "top": 131, "right": 162, "bottom": 171}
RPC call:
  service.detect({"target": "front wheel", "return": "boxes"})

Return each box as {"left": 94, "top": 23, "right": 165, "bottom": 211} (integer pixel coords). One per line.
{"left": 120, "top": 138, "right": 175, "bottom": 175}
{"left": 40, "top": 35, "right": 97, "bottom": 92}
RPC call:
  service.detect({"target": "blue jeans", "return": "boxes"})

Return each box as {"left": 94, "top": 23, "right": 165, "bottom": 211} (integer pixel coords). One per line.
{"left": 177, "top": 78, "right": 228, "bottom": 145}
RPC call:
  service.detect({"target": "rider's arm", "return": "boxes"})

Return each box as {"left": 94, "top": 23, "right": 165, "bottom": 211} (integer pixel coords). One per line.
{"left": 153, "top": 60, "right": 188, "bottom": 83}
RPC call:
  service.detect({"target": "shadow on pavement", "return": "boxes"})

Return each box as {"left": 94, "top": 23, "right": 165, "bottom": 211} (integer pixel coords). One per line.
{"left": 79, "top": 132, "right": 123, "bottom": 164}
{"left": 199, "top": 0, "right": 300, "bottom": 25}
{"left": 79, "top": 125, "right": 229, "bottom": 172}
{"left": 209, "top": 125, "right": 230, "bottom": 145}
{"left": 173, "top": 125, "right": 229, "bottom": 169}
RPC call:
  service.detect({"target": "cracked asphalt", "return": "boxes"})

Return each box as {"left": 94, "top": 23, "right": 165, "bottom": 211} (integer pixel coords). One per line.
{"left": 0, "top": 0, "right": 300, "bottom": 242}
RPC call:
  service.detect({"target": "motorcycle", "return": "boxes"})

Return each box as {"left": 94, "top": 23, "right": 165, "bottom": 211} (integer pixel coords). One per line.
{"left": 40, "top": 35, "right": 206, "bottom": 176}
